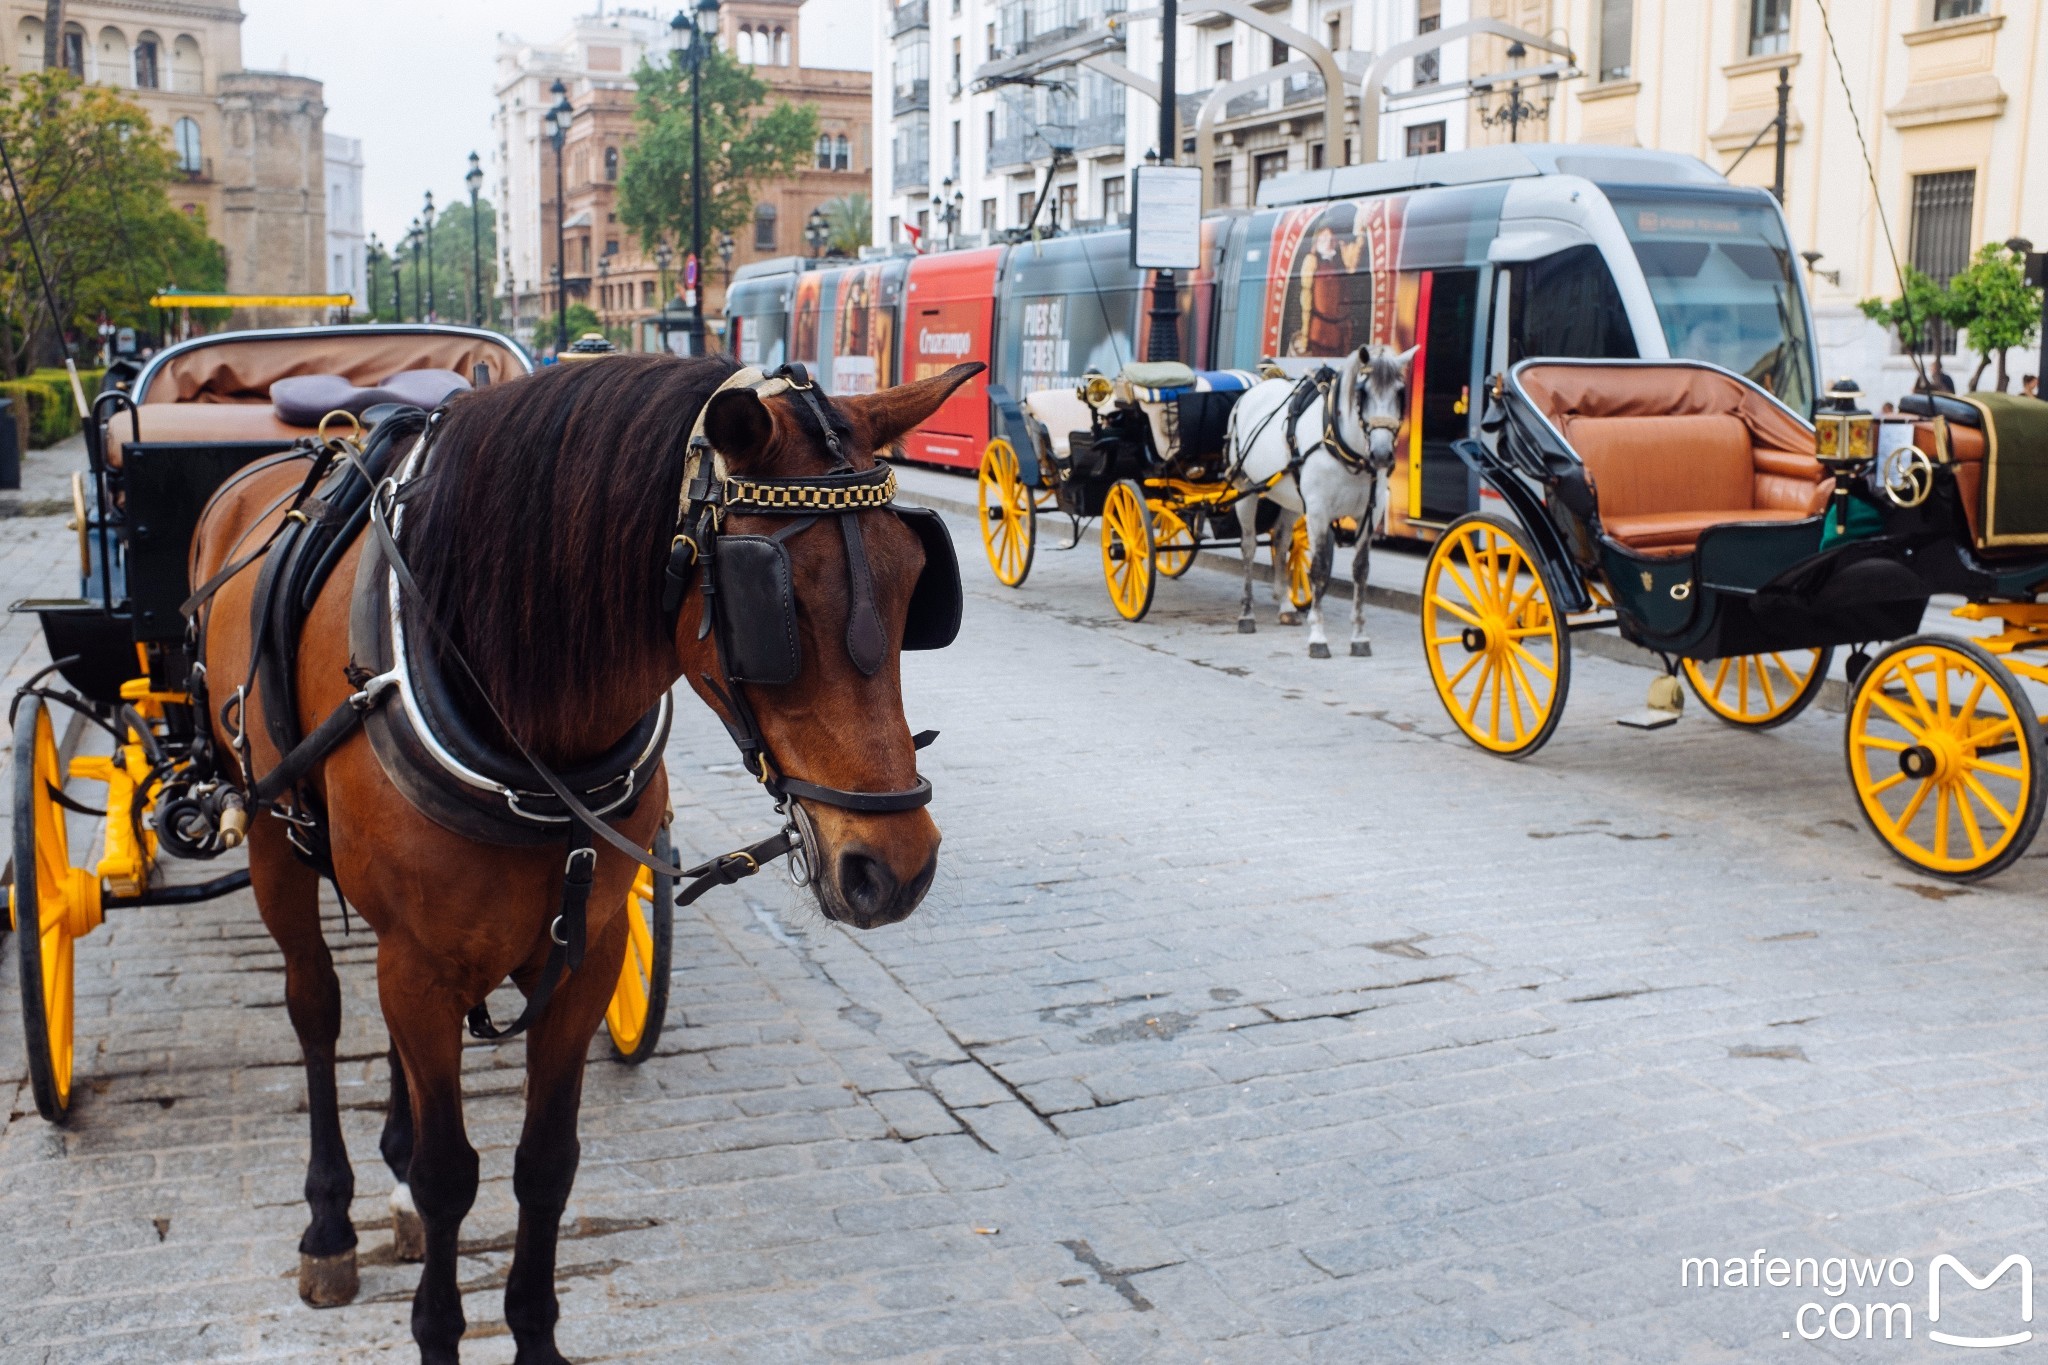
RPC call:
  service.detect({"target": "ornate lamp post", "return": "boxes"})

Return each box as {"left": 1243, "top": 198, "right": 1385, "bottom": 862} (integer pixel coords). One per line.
{"left": 718, "top": 231, "right": 735, "bottom": 284}
{"left": 465, "top": 151, "right": 485, "bottom": 325}
{"left": 804, "top": 206, "right": 829, "bottom": 258}
{"left": 669, "top": 0, "right": 721, "bottom": 356}
{"left": 930, "top": 177, "right": 964, "bottom": 247}
{"left": 408, "top": 218, "right": 422, "bottom": 321}
{"left": 1474, "top": 41, "right": 1556, "bottom": 143}
{"left": 544, "top": 78, "right": 573, "bottom": 353}
{"left": 390, "top": 238, "right": 404, "bottom": 320}
{"left": 422, "top": 190, "right": 437, "bottom": 321}
{"left": 366, "top": 233, "right": 384, "bottom": 320}
{"left": 596, "top": 253, "right": 610, "bottom": 327}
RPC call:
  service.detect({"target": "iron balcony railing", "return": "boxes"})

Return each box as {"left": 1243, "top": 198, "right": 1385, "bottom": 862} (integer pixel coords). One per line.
{"left": 890, "top": 0, "right": 929, "bottom": 37}
{"left": 894, "top": 79, "right": 930, "bottom": 115}
{"left": 893, "top": 158, "right": 930, "bottom": 191}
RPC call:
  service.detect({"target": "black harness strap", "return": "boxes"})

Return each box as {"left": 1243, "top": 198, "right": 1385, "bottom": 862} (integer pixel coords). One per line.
{"left": 465, "top": 831, "right": 595, "bottom": 1041}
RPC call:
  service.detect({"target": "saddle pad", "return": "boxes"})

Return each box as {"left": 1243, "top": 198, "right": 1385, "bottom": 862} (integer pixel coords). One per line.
{"left": 272, "top": 368, "right": 471, "bottom": 427}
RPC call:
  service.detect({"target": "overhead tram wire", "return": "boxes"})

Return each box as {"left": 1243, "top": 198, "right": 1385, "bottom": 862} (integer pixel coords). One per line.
{"left": 1811, "top": 0, "right": 1929, "bottom": 388}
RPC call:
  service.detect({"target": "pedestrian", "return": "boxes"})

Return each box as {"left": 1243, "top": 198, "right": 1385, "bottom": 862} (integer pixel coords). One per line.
{"left": 1927, "top": 357, "right": 1957, "bottom": 393}
{"left": 2025, "top": 374, "right": 2039, "bottom": 399}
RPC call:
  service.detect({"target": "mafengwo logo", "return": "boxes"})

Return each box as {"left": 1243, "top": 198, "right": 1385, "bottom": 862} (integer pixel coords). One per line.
{"left": 1680, "top": 1250, "right": 2032, "bottom": 1346}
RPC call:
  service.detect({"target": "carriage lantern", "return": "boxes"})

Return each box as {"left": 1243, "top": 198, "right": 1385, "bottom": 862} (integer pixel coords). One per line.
{"left": 1813, "top": 378, "right": 1876, "bottom": 471}
{"left": 560, "top": 332, "right": 620, "bottom": 361}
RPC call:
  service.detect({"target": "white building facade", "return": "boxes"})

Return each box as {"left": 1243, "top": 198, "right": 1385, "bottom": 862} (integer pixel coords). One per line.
{"left": 324, "top": 132, "right": 365, "bottom": 304}
{"left": 872, "top": 0, "right": 1480, "bottom": 249}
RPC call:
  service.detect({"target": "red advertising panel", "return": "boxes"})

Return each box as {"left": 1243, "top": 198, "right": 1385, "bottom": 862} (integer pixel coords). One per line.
{"left": 896, "top": 246, "right": 1003, "bottom": 469}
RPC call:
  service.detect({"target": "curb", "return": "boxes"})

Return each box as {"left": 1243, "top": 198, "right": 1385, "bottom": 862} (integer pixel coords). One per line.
{"left": 902, "top": 480, "right": 1853, "bottom": 716}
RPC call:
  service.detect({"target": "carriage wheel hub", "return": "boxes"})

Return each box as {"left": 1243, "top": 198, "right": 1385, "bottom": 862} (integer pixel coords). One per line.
{"left": 1899, "top": 732, "right": 1960, "bottom": 784}
{"left": 1461, "top": 626, "right": 1489, "bottom": 654}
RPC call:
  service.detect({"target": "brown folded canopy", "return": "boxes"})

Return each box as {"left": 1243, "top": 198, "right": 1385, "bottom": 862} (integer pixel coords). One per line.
{"left": 141, "top": 332, "right": 526, "bottom": 405}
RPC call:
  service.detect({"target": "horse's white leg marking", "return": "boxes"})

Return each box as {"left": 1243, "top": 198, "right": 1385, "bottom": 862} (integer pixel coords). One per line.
{"left": 1350, "top": 476, "right": 1376, "bottom": 657}
{"left": 1235, "top": 490, "right": 1259, "bottom": 632}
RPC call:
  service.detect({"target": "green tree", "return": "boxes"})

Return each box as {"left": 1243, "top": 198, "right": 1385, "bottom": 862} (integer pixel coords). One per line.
{"left": 1858, "top": 266, "right": 1958, "bottom": 362}
{"left": 615, "top": 48, "right": 818, "bottom": 265}
{"left": 369, "top": 198, "right": 500, "bottom": 326}
{"left": 0, "top": 70, "right": 225, "bottom": 376}
{"left": 1946, "top": 243, "right": 2043, "bottom": 392}
{"left": 822, "top": 192, "right": 871, "bottom": 257}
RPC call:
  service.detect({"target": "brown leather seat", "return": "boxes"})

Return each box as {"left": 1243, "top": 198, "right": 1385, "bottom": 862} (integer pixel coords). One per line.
{"left": 1517, "top": 363, "right": 1830, "bottom": 558}
{"left": 105, "top": 401, "right": 305, "bottom": 468}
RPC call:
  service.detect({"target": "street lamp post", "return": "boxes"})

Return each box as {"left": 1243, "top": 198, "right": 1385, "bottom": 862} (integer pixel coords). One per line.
{"left": 390, "top": 241, "right": 404, "bottom": 320}
{"left": 929, "top": 178, "right": 964, "bottom": 247}
{"left": 422, "top": 191, "right": 437, "bottom": 321}
{"left": 670, "top": 0, "right": 721, "bottom": 357}
{"left": 804, "top": 206, "right": 830, "bottom": 258}
{"left": 544, "top": 78, "right": 573, "bottom": 354}
{"left": 465, "top": 151, "right": 485, "bottom": 326}
{"left": 597, "top": 254, "right": 610, "bottom": 330}
{"left": 408, "top": 219, "right": 422, "bottom": 321}
{"left": 718, "top": 231, "right": 734, "bottom": 285}
{"left": 1147, "top": 0, "right": 1182, "bottom": 364}
{"left": 366, "top": 233, "right": 384, "bottom": 320}
{"left": 1475, "top": 42, "right": 1556, "bottom": 144}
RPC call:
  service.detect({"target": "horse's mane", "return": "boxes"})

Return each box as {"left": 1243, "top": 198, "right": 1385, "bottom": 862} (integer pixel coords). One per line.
{"left": 399, "top": 352, "right": 848, "bottom": 757}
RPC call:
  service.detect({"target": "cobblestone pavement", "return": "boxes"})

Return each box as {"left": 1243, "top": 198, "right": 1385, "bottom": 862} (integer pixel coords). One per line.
{"left": 5, "top": 485, "right": 2048, "bottom": 1363}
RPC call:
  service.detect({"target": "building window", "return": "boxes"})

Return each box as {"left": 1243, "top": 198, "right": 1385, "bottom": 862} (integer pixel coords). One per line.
{"left": 1269, "top": 36, "right": 1287, "bottom": 66}
{"left": 1933, "top": 0, "right": 1983, "bottom": 17}
{"left": 581, "top": 239, "right": 591, "bottom": 271}
{"left": 1212, "top": 158, "right": 1231, "bottom": 207}
{"left": 1016, "top": 189, "right": 1033, "bottom": 226}
{"left": 835, "top": 133, "right": 849, "bottom": 170}
{"left": 1327, "top": 16, "right": 1341, "bottom": 51}
{"left": 60, "top": 27, "right": 83, "bottom": 77}
{"left": 173, "top": 117, "right": 202, "bottom": 175}
{"left": 604, "top": 238, "right": 619, "bottom": 256}
{"left": 754, "top": 201, "right": 778, "bottom": 250}
{"left": 980, "top": 197, "right": 996, "bottom": 230}
{"left": 985, "top": 22, "right": 996, "bottom": 59}
{"left": 1102, "top": 175, "right": 1125, "bottom": 221}
{"left": 817, "top": 133, "right": 833, "bottom": 168}
{"left": 1747, "top": 0, "right": 1790, "bottom": 56}
{"left": 1405, "top": 121, "right": 1445, "bottom": 157}
{"left": 1252, "top": 150, "right": 1288, "bottom": 200}
{"left": 1415, "top": 1, "right": 1440, "bottom": 85}
{"left": 985, "top": 109, "right": 995, "bottom": 147}
{"left": 1598, "top": 0, "right": 1633, "bottom": 81}
{"left": 134, "top": 35, "right": 159, "bottom": 88}
{"left": 773, "top": 28, "right": 789, "bottom": 65}
{"left": 1214, "top": 42, "right": 1232, "bottom": 83}
{"left": 172, "top": 34, "right": 202, "bottom": 92}
{"left": 1055, "top": 183, "right": 1076, "bottom": 226}
{"left": 951, "top": 37, "right": 961, "bottom": 93}
{"left": 888, "top": 213, "right": 900, "bottom": 242}
{"left": 916, "top": 207, "right": 929, "bottom": 237}
{"left": 1909, "top": 170, "right": 1975, "bottom": 354}
{"left": 1310, "top": 141, "right": 1324, "bottom": 169}
{"left": 603, "top": 146, "right": 619, "bottom": 180}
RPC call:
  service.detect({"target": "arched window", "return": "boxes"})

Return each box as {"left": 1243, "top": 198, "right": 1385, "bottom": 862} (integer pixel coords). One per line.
{"left": 603, "top": 145, "right": 619, "bottom": 180}
{"left": 815, "top": 134, "right": 832, "bottom": 169}
{"left": 60, "top": 24, "right": 85, "bottom": 77}
{"left": 171, "top": 34, "right": 202, "bottom": 93}
{"left": 173, "top": 117, "right": 202, "bottom": 175}
{"left": 834, "top": 133, "right": 850, "bottom": 171}
{"left": 96, "top": 26, "right": 127, "bottom": 84}
{"left": 773, "top": 28, "right": 789, "bottom": 64}
{"left": 134, "top": 32, "right": 160, "bottom": 88}
{"left": 18, "top": 18, "right": 42, "bottom": 71}
{"left": 754, "top": 201, "right": 777, "bottom": 251}
{"left": 737, "top": 24, "right": 755, "bottom": 63}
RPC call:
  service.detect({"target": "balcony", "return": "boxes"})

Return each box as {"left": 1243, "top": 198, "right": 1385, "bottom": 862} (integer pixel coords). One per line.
{"left": 986, "top": 131, "right": 1036, "bottom": 170}
{"left": 999, "top": 0, "right": 1127, "bottom": 58}
{"left": 893, "top": 79, "right": 930, "bottom": 115}
{"left": 892, "top": 158, "right": 930, "bottom": 192}
{"left": 1225, "top": 88, "right": 1268, "bottom": 119}
{"left": 890, "top": 0, "right": 929, "bottom": 37}
{"left": 1071, "top": 112, "right": 1122, "bottom": 152}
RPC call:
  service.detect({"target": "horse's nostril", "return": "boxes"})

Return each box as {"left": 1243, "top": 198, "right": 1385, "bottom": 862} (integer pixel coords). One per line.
{"left": 835, "top": 850, "right": 899, "bottom": 921}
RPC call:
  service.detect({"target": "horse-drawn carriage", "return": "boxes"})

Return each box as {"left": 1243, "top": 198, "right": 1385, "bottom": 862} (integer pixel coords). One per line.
{"left": 7, "top": 324, "right": 676, "bottom": 1122}
{"left": 976, "top": 362, "right": 1317, "bottom": 621}
{"left": 1425, "top": 356, "right": 2048, "bottom": 880}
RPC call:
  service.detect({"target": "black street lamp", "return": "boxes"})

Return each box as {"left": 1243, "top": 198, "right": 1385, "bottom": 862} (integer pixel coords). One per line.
{"left": 669, "top": 0, "right": 721, "bottom": 357}
{"left": 465, "top": 151, "right": 485, "bottom": 326}
{"left": 544, "top": 78, "right": 573, "bottom": 354}
{"left": 930, "top": 177, "right": 964, "bottom": 246}
{"left": 366, "top": 233, "right": 384, "bottom": 320}
{"left": 1474, "top": 41, "right": 1556, "bottom": 143}
{"left": 597, "top": 253, "right": 611, "bottom": 327}
{"left": 422, "top": 190, "right": 437, "bottom": 321}
{"left": 804, "top": 206, "right": 830, "bottom": 258}
{"left": 389, "top": 238, "right": 404, "bottom": 320}
{"left": 408, "top": 218, "right": 422, "bottom": 321}
{"left": 718, "top": 231, "right": 735, "bottom": 284}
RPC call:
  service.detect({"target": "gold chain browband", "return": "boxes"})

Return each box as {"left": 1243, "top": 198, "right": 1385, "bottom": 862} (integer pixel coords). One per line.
{"left": 722, "top": 469, "right": 899, "bottom": 512}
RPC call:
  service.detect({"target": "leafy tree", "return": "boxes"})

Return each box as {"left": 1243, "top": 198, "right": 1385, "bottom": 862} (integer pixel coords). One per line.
{"left": 1946, "top": 243, "right": 2042, "bottom": 392}
{"left": 0, "top": 70, "right": 225, "bottom": 376}
{"left": 1857, "top": 266, "right": 1958, "bottom": 361}
{"left": 616, "top": 48, "right": 818, "bottom": 265}
{"left": 822, "top": 193, "right": 871, "bottom": 257}
{"left": 369, "top": 198, "right": 499, "bottom": 326}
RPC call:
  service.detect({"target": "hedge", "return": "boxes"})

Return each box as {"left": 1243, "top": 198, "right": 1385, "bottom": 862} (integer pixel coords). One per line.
{"left": 0, "top": 367, "right": 106, "bottom": 449}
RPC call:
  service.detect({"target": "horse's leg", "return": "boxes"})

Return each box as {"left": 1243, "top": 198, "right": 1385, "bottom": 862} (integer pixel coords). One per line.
{"left": 382, "top": 963, "right": 478, "bottom": 1364}
{"left": 1304, "top": 504, "right": 1333, "bottom": 658}
{"left": 247, "top": 823, "right": 359, "bottom": 1307}
{"left": 380, "top": 1044, "right": 425, "bottom": 1261}
{"left": 1274, "top": 506, "right": 1301, "bottom": 626}
{"left": 1235, "top": 492, "right": 1259, "bottom": 633}
{"left": 1350, "top": 477, "right": 1377, "bottom": 656}
{"left": 503, "top": 933, "right": 619, "bottom": 1364}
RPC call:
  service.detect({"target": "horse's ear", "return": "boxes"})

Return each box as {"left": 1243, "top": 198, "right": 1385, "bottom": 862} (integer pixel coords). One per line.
{"left": 1395, "top": 345, "right": 1420, "bottom": 376}
{"left": 703, "top": 386, "right": 772, "bottom": 461}
{"left": 841, "top": 363, "right": 985, "bottom": 452}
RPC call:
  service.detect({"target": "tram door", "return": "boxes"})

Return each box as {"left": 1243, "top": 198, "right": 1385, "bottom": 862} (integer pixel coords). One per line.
{"left": 1404, "top": 268, "right": 1482, "bottom": 529}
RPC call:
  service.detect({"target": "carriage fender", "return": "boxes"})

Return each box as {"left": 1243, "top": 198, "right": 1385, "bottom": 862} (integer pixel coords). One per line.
{"left": 1450, "top": 437, "right": 1592, "bottom": 614}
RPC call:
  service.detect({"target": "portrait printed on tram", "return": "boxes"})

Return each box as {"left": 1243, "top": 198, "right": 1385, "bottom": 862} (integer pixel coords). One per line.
{"left": 790, "top": 271, "right": 823, "bottom": 364}
{"left": 831, "top": 264, "right": 892, "bottom": 393}
{"left": 1281, "top": 201, "right": 1373, "bottom": 358}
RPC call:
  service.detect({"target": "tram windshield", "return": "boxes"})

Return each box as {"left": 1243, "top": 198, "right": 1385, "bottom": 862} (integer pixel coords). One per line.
{"left": 1605, "top": 185, "right": 1814, "bottom": 415}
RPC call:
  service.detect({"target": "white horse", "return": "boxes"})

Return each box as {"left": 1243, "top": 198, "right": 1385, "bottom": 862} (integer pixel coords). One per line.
{"left": 1226, "top": 345, "right": 1414, "bottom": 656}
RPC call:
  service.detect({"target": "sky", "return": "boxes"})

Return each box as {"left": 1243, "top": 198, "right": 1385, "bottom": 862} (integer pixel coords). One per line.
{"left": 240, "top": 0, "right": 872, "bottom": 251}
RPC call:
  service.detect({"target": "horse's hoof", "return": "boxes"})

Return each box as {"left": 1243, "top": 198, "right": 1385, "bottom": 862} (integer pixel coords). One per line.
{"left": 298, "top": 1248, "right": 359, "bottom": 1308}
{"left": 1237, "top": 618, "right": 1256, "bottom": 635}
{"left": 1278, "top": 611, "right": 1300, "bottom": 626}
{"left": 390, "top": 1182, "right": 425, "bottom": 1263}
{"left": 1309, "top": 641, "right": 1331, "bottom": 659}
{"left": 1350, "top": 640, "right": 1372, "bottom": 657}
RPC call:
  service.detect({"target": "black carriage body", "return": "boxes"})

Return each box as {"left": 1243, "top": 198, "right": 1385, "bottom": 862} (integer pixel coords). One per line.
{"left": 122, "top": 441, "right": 300, "bottom": 641}
{"left": 1458, "top": 358, "right": 2048, "bottom": 661}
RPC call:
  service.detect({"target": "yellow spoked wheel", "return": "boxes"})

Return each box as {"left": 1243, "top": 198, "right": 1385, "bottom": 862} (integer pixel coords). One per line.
{"left": 1421, "top": 513, "right": 1571, "bottom": 759}
{"left": 11, "top": 694, "right": 100, "bottom": 1123}
{"left": 1100, "top": 479, "right": 1156, "bottom": 622}
{"left": 1153, "top": 504, "right": 1197, "bottom": 578}
{"left": 1845, "top": 636, "right": 2045, "bottom": 881}
{"left": 605, "top": 827, "right": 674, "bottom": 1064}
{"left": 977, "top": 439, "right": 1036, "bottom": 588}
{"left": 1683, "top": 648, "right": 1833, "bottom": 729}
{"left": 1285, "top": 518, "right": 1316, "bottom": 611}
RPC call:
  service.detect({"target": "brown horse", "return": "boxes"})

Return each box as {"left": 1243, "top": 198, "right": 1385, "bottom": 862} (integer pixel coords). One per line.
{"left": 187, "top": 354, "right": 980, "bottom": 1363}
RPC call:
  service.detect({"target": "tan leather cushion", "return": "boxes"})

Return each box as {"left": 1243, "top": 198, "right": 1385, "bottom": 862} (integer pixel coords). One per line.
{"left": 139, "top": 332, "right": 525, "bottom": 404}
{"left": 1918, "top": 420, "right": 1987, "bottom": 543}
{"left": 1601, "top": 508, "right": 1814, "bottom": 554}
{"left": 1563, "top": 413, "right": 1754, "bottom": 520}
{"left": 1518, "top": 362, "right": 1816, "bottom": 452}
{"left": 105, "top": 402, "right": 304, "bottom": 468}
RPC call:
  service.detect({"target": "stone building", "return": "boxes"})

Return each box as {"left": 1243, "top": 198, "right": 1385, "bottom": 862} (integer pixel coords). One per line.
{"left": 493, "top": 3, "right": 871, "bottom": 352}
{"left": 3, "top": 1, "right": 338, "bottom": 311}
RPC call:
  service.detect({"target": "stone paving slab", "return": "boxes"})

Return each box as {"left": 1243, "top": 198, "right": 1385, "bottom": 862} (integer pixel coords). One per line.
{"left": 2, "top": 490, "right": 2048, "bottom": 1360}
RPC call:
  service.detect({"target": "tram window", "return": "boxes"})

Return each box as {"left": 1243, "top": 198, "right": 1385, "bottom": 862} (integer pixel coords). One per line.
{"left": 1510, "top": 246, "right": 1638, "bottom": 362}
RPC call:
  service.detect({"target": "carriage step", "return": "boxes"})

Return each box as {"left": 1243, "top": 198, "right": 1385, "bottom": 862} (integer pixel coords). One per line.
{"left": 1616, "top": 709, "right": 1680, "bottom": 731}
